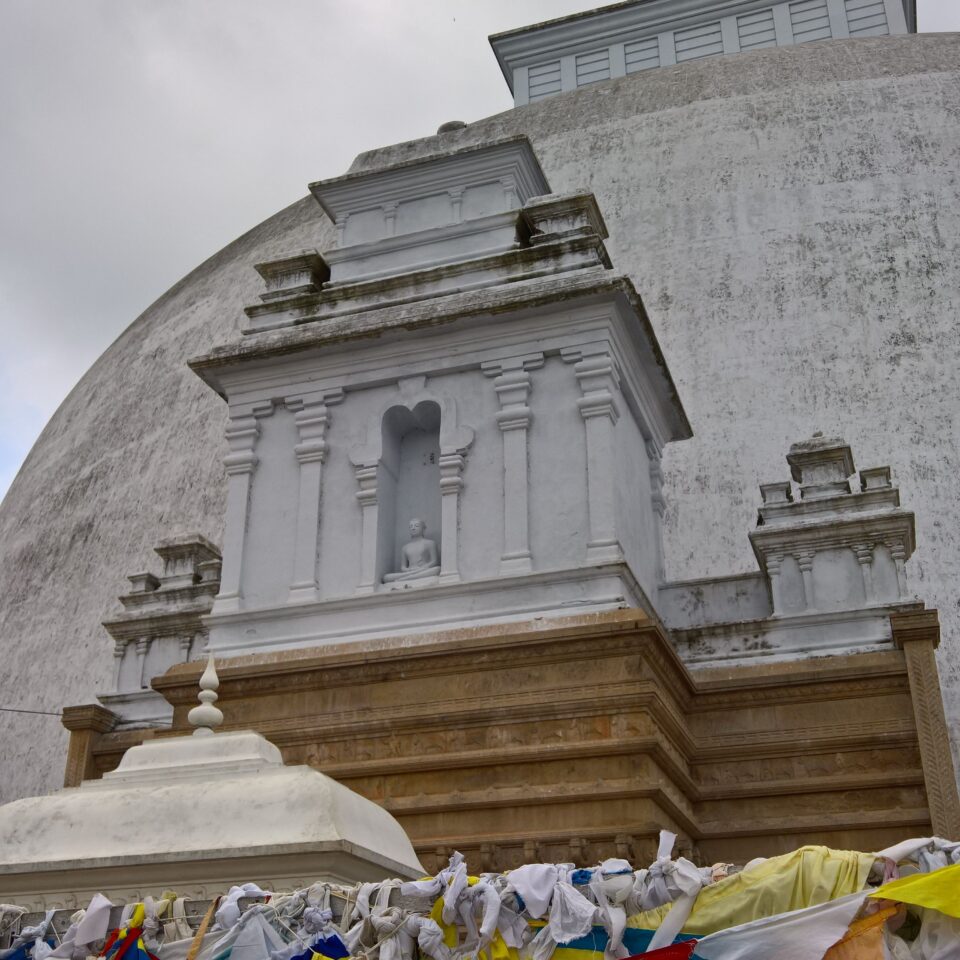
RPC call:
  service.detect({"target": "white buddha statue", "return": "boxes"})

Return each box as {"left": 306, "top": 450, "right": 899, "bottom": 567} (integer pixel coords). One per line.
{"left": 383, "top": 518, "right": 440, "bottom": 583}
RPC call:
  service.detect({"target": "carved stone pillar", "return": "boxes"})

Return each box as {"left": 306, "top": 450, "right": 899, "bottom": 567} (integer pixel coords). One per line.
{"left": 854, "top": 543, "right": 875, "bottom": 601}
{"left": 179, "top": 634, "right": 195, "bottom": 662}
{"left": 889, "top": 539, "right": 909, "bottom": 598}
{"left": 61, "top": 704, "right": 118, "bottom": 788}
{"left": 562, "top": 348, "right": 623, "bottom": 564}
{"left": 287, "top": 391, "right": 344, "bottom": 603}
{"left": 797, "top": 551, "right": 815, "bottom": 611}
{"left": 353, "top": 463, "right": 380, "bottom": 594}
{"left": 482, "top": 355, "right": 543, "bottom": 575}
{"left": 217, "top": 404, "right": 271, "bottom": 613}
{"left": 766, "top": 553, "right": 784, "bottom": 614}
{"left": 112, "top": 639, "right": 126, "bottom": 690}
{"left": 135, "top": 637, "right": 150, "bottom": 689}
{"left": 891, "top": 609, "right": 960, "bottom": 837}
{"left": 438, "top": 453, "right": 465, "bottom": 583}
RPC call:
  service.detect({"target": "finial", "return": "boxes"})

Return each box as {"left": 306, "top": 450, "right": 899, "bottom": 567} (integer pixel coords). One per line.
{"left": 187, "top": 654, "right": 223, "bottom": 737}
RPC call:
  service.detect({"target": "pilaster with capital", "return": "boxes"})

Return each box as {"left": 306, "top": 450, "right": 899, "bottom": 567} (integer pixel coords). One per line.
{"left": 482, "top": 354, "right": 543, "bottom": 575}
{"left": 891, "top": 609, "right": 960, "bottom": 837}
{"left": 888, "top": 538, "right": 910, "bottom": 598}
{"left": 562, "top": 347, "right": 623, "bottom": 563}
{"left": 135, "top": 637, "right": 150, "bottom": 689}
{"left": 766, "top": 553, "right": 784, "bottom": 614}
{"left": 854, "top": 543, "right": 876, "bottom": 602}
{"left": 352, "top": 463, "right": 380, "bottom": 594}
{"left": 216, "top": 403, "right": 272, "bottom": 613}
{"left": 439, "top": 453, "right": 465, "bottom": 583}
{"left": 797, "top": 551, "right": 815, "bottom": 611}
{"left": 287, "top": 390, "right": 344, "bottom": 603}
{"left": 113, "top": 639, "right": 126, "bottom": 690}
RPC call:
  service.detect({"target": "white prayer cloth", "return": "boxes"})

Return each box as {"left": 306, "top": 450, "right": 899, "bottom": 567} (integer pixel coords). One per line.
{"left": 6, "top": 910, "right": 55, "bottom": 960}
{"left": 884, "top": 907, "right": 960, "bottom": 960}
{"left": 369, "top": 907, "right": 418, "bottom": 960}
{"left": 206, "top": 906, "right": 286, "bottom": 960}
{"left": 876, "top": 837, "right": 960, "bottom": 875}
{"left": 693, "top": 891, "right": 867, "bottom": 960}
{"left": 441, "top": 860, "right": 469, "bottom": 925}
{"left": 414, "top": 918, "right": 453, "bottom": 960}
{"left": 643, "top": 832, "right": 710, "bottom": 952}
{"left": 508, "top": 864, "right": 559, "bottom": 920}
{"left": 589, "top": 870, "right": 627, "bottom": 960}
{"left": 49, "top": 894, "right": 113, "bottom": 959}
{"left": 215, "top": 883, "right": 270, "bottom": 931}
{"left": 401, "top": 852, "right": 465, "bottom": 899}
{"left": 497, "top": 894, "right": 531, "bottom": 950}
{"left": 548, "top": 882, "right": 597, "bottom": 946}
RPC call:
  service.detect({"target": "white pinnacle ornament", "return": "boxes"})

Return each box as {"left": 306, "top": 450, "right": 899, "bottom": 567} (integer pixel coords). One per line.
{"left": 187, "top": 653, "right": 224, "bottom": 737}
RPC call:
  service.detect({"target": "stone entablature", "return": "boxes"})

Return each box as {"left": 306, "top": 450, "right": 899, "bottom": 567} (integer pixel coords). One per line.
{"left": 98, "top": 535, "right": 221, "bottom": 728}
{"left": 490, "top": 0, "right": 911, "bottom": 106}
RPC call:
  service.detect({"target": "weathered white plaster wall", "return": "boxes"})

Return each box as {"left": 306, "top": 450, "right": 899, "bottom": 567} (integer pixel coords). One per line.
{"left": 1, "top": 34, "right": 959, "bottom": 801}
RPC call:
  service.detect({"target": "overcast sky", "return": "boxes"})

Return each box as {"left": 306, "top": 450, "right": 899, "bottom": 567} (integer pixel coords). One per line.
{"left": 1, "top": 1, "right": 958, "bottom": 503}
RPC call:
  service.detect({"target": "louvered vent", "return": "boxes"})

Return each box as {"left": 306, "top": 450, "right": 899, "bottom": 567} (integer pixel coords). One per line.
{"left": 528, "top": 60, "right": 562, "bottom": 101}
{"left": 575, "top": 48, "right": 611, "bottom": 86}
{"left": 789, "top": 0, "right": 832, "bottom": 42}
{"left": 845, "top": 0, "right": 889, "bottom": 35}
{"left": 674, "top": 21, "right": 724, "bottom": 62}
{"left": 738, "top": 8, "right": 778, "bottom": 50}
{"left": 624, "top": 36, "right": 660, "bottom": 73}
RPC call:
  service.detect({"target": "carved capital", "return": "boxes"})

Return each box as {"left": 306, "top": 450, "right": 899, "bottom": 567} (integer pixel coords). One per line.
{"left": 854, "top": 543, "right": 874, "bottom": 565}
{"left": 891, "top": 608, "right": 940, "bottom": 650}
{"left": 354, "top": 464, "right": 379, "bottom": 506}
{"left": 439, "top": 453, "right": 466, "bottom": 494}
{"left": 797, "top": 551, "right": 815, "bottom": 572}
{"left": 563, "top": 349, "right": 621, "bottom": 423}
{"left": 483, "top": 354, "right": 543, "bottom": 433}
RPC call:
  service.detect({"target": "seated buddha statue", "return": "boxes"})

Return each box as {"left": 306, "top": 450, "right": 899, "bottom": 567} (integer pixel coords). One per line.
{"left": 383, "top": 518, "right": 441, "bottom": 583}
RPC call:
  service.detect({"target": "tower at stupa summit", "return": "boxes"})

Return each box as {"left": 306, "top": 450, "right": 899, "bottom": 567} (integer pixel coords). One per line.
{"left": 1, "top": 0, "right": 958, "bottom": 871}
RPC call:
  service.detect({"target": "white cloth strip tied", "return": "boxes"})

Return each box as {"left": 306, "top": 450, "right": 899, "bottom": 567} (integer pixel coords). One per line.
{"left": 589, "top": 859, "right": 634, "bottom": 960}
{"left": 188, "top": 654, "right": 224, "bottom": 736}
{"left": 643, "top": 831, "right": 713, "bottom": 953}
{"left": 1, "top": 909, "right": 55, "bottom": 960}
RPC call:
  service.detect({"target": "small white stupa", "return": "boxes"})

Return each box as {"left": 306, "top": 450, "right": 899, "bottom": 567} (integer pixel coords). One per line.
{"left": 0, "top": 657, "right": 424, "bottom": 909}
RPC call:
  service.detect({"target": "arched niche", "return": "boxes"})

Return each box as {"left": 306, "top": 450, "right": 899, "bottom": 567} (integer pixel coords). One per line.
{"left": 350, "top": 382, "right": 473, "bottom": 592}
{"left": 379, "top": 401, "right": 442, "bottom": 580}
